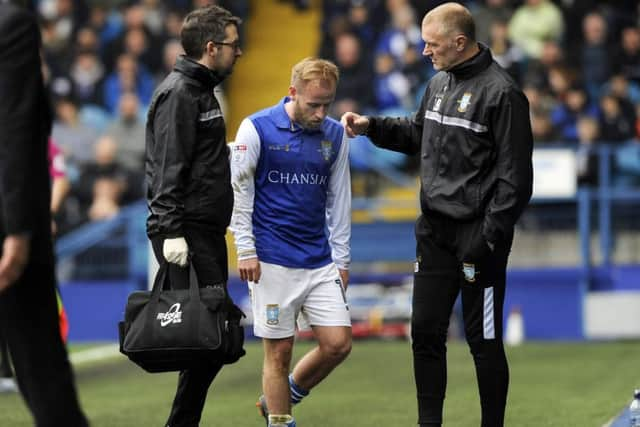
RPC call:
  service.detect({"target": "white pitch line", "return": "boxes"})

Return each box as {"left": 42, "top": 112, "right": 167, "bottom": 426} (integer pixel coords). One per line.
{"left": 69, "top": 344, "right": 122, "bottom": 365}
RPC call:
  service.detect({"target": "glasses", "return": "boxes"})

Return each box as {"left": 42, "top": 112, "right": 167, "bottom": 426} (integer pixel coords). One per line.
{"left": 214, "top": 40, "right": 241, "bottom": 52}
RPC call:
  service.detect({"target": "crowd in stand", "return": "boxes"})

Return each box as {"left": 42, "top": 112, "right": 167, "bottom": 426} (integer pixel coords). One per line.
{"left": 36, "top": 0, "right": 249, "bottom": 233}
{"left": 322, "top": 0, "right": 640, "bottom": 188}
{"left": 34, "top": 0, "right": 640, "bottom": 234}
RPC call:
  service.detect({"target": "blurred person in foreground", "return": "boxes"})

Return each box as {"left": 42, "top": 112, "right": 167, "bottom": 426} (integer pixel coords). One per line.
{"left": 0, "top": 1, "right": 89, "bottom": 425}
{"left": 230, "top": 58, "right": 351, "bottom": 427}
{"left": 342, "top": 3, "right": 533, "bottom": 426}
{"left": 145, "top": 5, "right": 242, "bottom": 426}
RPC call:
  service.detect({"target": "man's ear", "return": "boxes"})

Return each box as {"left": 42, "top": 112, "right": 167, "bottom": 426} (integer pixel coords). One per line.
{"left": 206, "top": 41, "right": 218, "bottom": 57}
{"left": 288, "top": 85, "right": 297, "bottom": 100}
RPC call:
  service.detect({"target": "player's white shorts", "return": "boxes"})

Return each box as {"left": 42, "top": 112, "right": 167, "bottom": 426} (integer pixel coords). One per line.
{"left": 248, "top": 261, "right": 351, "bottom": 339}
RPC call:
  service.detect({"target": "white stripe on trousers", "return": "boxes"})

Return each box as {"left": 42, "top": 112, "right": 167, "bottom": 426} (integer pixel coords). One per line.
{"left": 483, "top": 286, "right": 495, "bottom": 339}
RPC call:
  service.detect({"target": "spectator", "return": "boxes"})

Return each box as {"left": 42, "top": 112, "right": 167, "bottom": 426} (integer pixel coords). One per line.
{"left": 376, "top": 3, "right": 425, "bottom": 78}
{"left": 488, "top": 19, "right": 525, "bottom": 85}
{"left": 373, "top": 52, "right": 411, "bottom": 111}
{"left": 67, "top": 49, "right": 105, "bottom": 106}
{"left": 524, "top": 84, "right": 557, "bottom": 143}
{"left": 74, "top": 136, "right": 131, "bottom": 222}
{"left": 102, "top": 53, "right": 154, "bottom": 114}
{"left": 550, "top": 85, "right": 599, "bottom": 142}
{"left": 606, "top": 73, "right": 640, "bottom": 107}
{"left": 51, "top": 96, "right": 99, "bottom": 168}
{"left": 576, "top": 116, "right": 601, "bottom": 187}
{"left": 104, "top": 92, "right": 146, "bottom": 175}
{"left": 103, "top": 3, "right": 162, "bottom": 73}
{"left": 158, "top": 38, "right": 184, "bottom": 82}
{"left": 614, "top": 26, "right": 640, "bottom": 85}
{"left": 332, "top": 32, "right": 374, "bottom": 117}
{"left": 598, "top": 93, "right": 636, "bottom": 143}
{"left": 473, "top": 0, "right": 514, "bottom": 45}
{"left": 521, "top": 40, "right": 564, "bottom": 92}
{"left": 508, "top": 0, "right": 564, "bottom": 60}
{"left": 578, "top": 12, "right": 613, "bottom": 101}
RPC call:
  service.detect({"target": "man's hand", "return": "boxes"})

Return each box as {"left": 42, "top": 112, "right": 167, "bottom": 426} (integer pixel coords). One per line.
{"left": 163, "top": 237, "right": 189, "bottom": 267}
{"left": 340, "top": 112, "right": 370, "bottom": 138}
{"left": 238, "top": 257, "right": 261, "bottom": 283}
{"left": 338, "top": 268, "right": 349, "bottom": 290}
{"left": 0, "top": 234, "right": 30, "bottom": 293}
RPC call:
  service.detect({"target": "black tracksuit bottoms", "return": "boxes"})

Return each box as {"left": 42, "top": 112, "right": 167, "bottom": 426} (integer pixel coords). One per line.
{"left": 0, "top": 258, "right": 88, "bottom": 427}
{"left": 412, "top": 213, "right": 513, "bottom": 427}
{"left": 151, "top": 225, "right": 228, "bottom": 427}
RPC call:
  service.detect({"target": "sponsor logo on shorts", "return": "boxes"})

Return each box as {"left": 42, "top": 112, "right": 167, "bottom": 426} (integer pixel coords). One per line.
{"left": 266, "top": 304, "right": 280, "bottom": 325}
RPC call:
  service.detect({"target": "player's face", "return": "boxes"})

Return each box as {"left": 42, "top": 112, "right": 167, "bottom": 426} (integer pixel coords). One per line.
{"left": 289, "top": 79, "right": 336, "bottom": 130}
{"left": 213, "top": 24, "right": 242, "bottom": 77}
{"left": 422, "top": 21, "right": 462, "bottom": 71}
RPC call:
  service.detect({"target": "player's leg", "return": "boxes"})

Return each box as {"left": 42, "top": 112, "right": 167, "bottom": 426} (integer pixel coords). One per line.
{"left": 459, "top": 225, "right": 513, "bottom": 427}
{"left": 250, "top": 262, "right": 305, "bottom": 427}
{"left": 290, "top": 325, "right": 351, "bottom": 392}
{"left": 289, "top": 262, "right": 351, "bottom": 403}
{"left": 263, "top": 337, "right": 295, "bottom": 423}
{"left": 412, "top": 214, "right": 460, "bottom": 427}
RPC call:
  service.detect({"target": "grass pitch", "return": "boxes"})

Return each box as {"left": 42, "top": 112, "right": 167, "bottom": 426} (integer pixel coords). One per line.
{"left": 0, "top": 340, "right": 638, "bottom": 426}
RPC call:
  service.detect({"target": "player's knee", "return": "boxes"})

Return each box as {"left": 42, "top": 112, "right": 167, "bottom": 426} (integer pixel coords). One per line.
{"left": 319, "top": 336, "right": 351, "bottom": 363}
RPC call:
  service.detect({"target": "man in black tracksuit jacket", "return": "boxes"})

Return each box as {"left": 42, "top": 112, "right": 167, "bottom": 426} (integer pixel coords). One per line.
{"left": 145, "top": 5, "right": 242, "bottom": 426}
{"left": 0, "top": 2, "right": 88, "bottom": 425}
{"left": 342, "top": 3, "right": 533, "bottom": 426}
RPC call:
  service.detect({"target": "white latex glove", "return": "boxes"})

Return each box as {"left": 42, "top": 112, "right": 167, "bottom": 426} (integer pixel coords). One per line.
{"left": 163, "top": 237, "right": 189, "bottom": 267}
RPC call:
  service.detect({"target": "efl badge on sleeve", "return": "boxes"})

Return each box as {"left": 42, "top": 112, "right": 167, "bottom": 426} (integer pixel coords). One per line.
{"left": 232, "top": 144, "right": 247, "bottom": 162}
{"left": 462, "top": 263, "right": 476, "bottom": 283}
{"left": 266, "top": 304, "right": 280, "bottom": 325}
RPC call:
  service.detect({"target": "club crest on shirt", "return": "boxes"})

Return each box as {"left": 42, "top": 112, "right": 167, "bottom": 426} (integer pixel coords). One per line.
{"left": 462, "top": 262, "right": 476, "bottom": 282}
{"left": 457, "top": 93, "right": 472, "bottom": 113}
{"left": 266, "top": 304, "right": 280, "bottom": 325}
{"left": 318, "top": 140, "right": 334, "bottom": 161}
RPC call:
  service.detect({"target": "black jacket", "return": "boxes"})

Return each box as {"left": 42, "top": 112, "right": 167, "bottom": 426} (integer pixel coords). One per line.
{"left": 146, "top": 55, "right": 233, "bottom": 238}
{"left": 368, "top": 44, "right": 533, "bottom": 245}
{"left": 0, "top": 4, "right": 54, "bottom": 263}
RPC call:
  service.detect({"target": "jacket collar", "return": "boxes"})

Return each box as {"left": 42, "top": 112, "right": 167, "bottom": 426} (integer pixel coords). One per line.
{"left": 448, "top": 43, "right": 493, "bottom": 80}
{"left": 174, "top": 55, "right": 223, "bottom": 89}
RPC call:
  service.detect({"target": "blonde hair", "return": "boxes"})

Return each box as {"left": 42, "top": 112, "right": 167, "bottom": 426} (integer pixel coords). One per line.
{"left": 290, "top": 57, "right": 339, "bottom": 89}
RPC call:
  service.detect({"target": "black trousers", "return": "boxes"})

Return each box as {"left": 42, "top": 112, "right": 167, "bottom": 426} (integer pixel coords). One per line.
{"left": 0, "top": 328, "right": 12, "bottom": 377}
{"left": 0, "top": 259, "right": 88, "bottom": 427}
{"left": 412, "top": 213, "right": 513, "bottom": 427}
{"left": 151, "top": 226, "right": 228, "bottom": 427}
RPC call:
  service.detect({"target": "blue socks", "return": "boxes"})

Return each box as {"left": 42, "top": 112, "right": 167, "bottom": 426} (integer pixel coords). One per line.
{"left": 289, "top": 374, "right": 309, "bottom": 405}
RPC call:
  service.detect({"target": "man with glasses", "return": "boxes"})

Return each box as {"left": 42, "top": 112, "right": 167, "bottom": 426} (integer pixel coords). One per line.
{"left": 145, "top": 5, "right": 242, "bottom": 426}
{"left": 342, "top": 3, "right": 533, "bottom": 426}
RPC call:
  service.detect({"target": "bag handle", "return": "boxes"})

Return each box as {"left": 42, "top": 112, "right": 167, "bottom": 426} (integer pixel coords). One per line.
{"left": 145, "top": 257, "right": 203, "bottom": 336}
